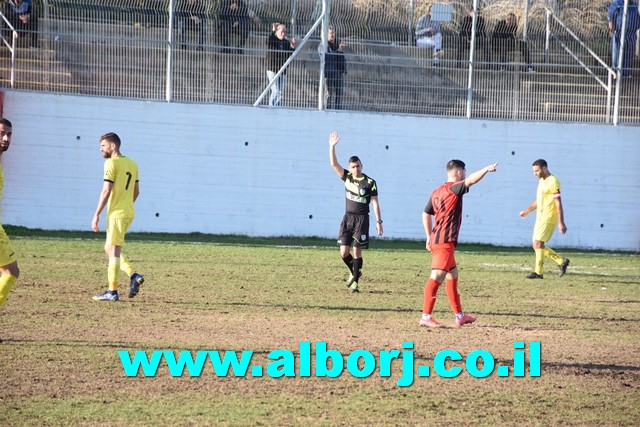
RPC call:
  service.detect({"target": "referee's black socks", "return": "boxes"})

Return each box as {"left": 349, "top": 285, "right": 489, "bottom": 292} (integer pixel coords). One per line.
{"left": 342, "top": 254, "right": 354, "bottom": 272}
{"left": 352, "top": 257, "right": 363, "bottom": 282}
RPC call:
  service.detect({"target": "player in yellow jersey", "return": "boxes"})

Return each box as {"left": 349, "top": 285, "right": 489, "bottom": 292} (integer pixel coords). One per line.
{"left": 91, "top": 132, "right": 144, "bottom": 301}
{"left": 519, "top": 159, "right": 569, "bottom": 279}
{"left": 0, "top": 118, "right": 20, "bottom": 315}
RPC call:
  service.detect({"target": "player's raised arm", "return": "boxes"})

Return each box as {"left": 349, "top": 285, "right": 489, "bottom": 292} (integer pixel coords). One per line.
{"left": 464, "top": 162, "right": 498, "bottom": 187}
{"left": 329, "top": 131, "right": 344, "bottom": 177}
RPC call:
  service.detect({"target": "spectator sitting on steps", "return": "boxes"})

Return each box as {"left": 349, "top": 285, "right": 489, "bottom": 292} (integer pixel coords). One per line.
{"left": 457, "top": 9, "right": 491, "bottom": 67}
{"left": 492, "top": 12, "right": 535, "bottom": 73}
{"left": 415, "top": 4, "right": 444, "bottom": 67}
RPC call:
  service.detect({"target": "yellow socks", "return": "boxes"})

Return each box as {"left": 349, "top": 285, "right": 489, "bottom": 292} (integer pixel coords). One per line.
{"left": 108, "top": 257, "right": 121, "bottom": 291}
{"left": 543, "top": 246, "right": 564, "bottom": 265}
{"left": 534, "top": 248, "right": 544, "bottom": 275}
{"left": 120, "top": 254, "right": 134, "bottom": 278}
{"left": 0, "top": 274, "right": 17, "bottom": 308}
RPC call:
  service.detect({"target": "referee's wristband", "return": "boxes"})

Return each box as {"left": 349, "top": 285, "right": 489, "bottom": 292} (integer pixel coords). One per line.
{"left": 376, "top": 220, "right": 383, "bottom": 224}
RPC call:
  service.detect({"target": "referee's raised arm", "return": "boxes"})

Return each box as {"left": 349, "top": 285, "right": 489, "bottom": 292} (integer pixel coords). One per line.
{"left": 329, "top": 131, "right": 344, "bottom": 177}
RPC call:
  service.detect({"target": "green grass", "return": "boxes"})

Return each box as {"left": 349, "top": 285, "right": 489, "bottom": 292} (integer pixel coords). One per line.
{"left": 1, "top": 228, "right": 639, "bottom": 426}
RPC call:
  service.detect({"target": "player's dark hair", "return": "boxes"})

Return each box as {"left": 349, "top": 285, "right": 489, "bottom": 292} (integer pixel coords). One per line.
{"left": 100, "top": 132, "right": 121, "bottom": 148}
{"left": 348, "top": 156, "right": 361, "bottom": 164}
{"left": 446, "top": 159, "right": 466, "bottom": 171}
{"left": 0, "top": 118, "right": 12, "bottom": 128}
{"left": 532, "top": 159, "right": 547, "bottom": 168}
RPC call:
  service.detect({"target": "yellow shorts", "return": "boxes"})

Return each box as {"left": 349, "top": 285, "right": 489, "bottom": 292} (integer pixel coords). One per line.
{"left": 533, "top": 221, "right": 556, "bottom": 243}
{"left": 106, "top": 217, "right": 133, "bottom": 247}
{"left": 0, "top": 225, "right": 17, "bottom": 267}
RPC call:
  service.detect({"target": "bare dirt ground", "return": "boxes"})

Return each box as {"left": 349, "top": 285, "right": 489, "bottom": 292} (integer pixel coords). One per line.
{"left": 1, "top": 241, "right": 639, "bottom": 425}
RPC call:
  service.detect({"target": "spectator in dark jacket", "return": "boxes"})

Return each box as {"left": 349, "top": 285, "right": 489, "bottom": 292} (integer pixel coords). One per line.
{"left": 176, "top": 0, "right": 207, "bottom": 50}
{"left": 492, "top": 12, "right": 534, "bottom": 72}
{"left": 318, "top": 26, "right": 347, "bottom": 110}
{"left": 457, "top": 10, "right": 490, "bottom": 66}
{"left": 4, "top": 0, "right": 38, "bottom": 48}
{"left": 266, "top": 23, "right": 297, "bottom": 107}
{"left": 219, "top": 0, "right": 250, "bottom": 54}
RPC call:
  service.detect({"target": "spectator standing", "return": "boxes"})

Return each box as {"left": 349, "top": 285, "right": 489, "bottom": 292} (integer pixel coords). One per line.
{"left": 420, "top": 160, "right": 497, "bottom": 328}
{"left": 175, "top": 0, "right": 207, "bottom": 50}
{"left": 266, "top": 23, "right": 297, "bottom": 107}
{"left": 329, "top": 131, "right": 383, "bottom": 294}
{"left": 318, "top": 26, "right": 347, "bottom": 110}
{"left": 415, "top": 4, "right": 444, "bottom": 67}
{"left": 91, "top": 133, "right": 145, "bottom": 301}
{"left": 608, "top": 0, "right": 640, "bottom": 77}
{"left": 457, "top": 9, "right": 491, "bottom": 66}
{"left": 0, "top": 118, "right": 21, "bottom": 313}
{"left": 519, "top": 159, "right": 570, "bottom": 280}
{"left": 219, "top": 0, "right": 250, "bottom": 54}
{"left": 4, "top": 0, "right": 38, "bottom": 48}
{"left": 492, "top": 12, "right": 535, "bottom": 72}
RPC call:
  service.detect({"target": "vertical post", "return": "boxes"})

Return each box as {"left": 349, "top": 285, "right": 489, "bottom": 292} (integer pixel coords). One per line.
{"left": 10, "top": 32, "right": 16, "bottom": 88}
{"left": 408, "top": 0, "right": 414, "bottom": 46}
{"left": 165, "top": 0, "right": 175, "bottom": 102}
{"left": 42, "top": 0, "right": 50, "bottom": 49}
{"left": 465, "top": 0, "right": 480, "bottom": 119}
{"left": 523, "top": 0, "right": 530, "bottom": 41}
{"left": 545, "top": 9, "right": 551, "bottom": 63}
{"left": 613, "top": 0, "right": 630, "bottom": 125}
{"left": 291, "top": 0, "right": 298, "bottom": 38}
{"left": 605, "top": 72, "right": 613, "bottom": 124}
{"left": 318, "top": 0, "right": 330, "bottom": 110}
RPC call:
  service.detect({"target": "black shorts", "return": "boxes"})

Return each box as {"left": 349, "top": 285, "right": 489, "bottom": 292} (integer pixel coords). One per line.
{"left": 337, "top": 213, "right": 370, "bottom": 249}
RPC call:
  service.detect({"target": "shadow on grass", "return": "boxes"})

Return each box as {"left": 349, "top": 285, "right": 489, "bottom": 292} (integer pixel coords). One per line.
{"left": 206, "top": 301, "right": 640, "bottom": 323}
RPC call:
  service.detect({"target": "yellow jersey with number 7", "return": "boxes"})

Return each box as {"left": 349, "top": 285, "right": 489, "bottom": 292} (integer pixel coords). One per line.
{"left": 104, "top": 155, "right": 139, "bottom": 219}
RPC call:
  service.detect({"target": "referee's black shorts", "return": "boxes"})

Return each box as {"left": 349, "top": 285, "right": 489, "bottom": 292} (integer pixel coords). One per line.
{"left": 337, "top": 213, "right": 370, "bottom": 249}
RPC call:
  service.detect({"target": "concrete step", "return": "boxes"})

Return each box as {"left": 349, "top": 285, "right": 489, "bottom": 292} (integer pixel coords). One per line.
{"left": 0, "top": 78, "right": 79, "bottom": 91}
{"left": 533, "top": 105, "right": 639, "bottom": 123}
{"left": 0, "top": 46, "right": 57, "bottom": 61}
{"left": 0, "top": 67, "right": 72, "bottom": 84}
{"left": 0, "top": 45, "right": 75, "bottom": 88}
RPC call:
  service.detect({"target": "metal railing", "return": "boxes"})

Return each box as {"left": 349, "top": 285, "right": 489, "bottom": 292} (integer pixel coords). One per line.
{"left": 545, "top": 8, "right": 617, "bottom": 123}
{"left": 0, "top": 0, "right": 637, "bottom": 125}
{"left": 0, "top": 11, "right": 18, "bottom": 87}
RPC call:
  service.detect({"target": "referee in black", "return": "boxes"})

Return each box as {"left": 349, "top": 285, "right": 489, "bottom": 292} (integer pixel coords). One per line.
{"left": 329, "top": 131, "right": 383, "bottom": 292}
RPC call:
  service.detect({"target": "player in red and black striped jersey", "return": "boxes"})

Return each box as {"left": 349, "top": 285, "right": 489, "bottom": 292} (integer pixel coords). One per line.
{"left": 420, "top": 159, "right": 497, "bottom": 328}
{"left": 329, "top": 131, "right": 383, "bottom": 293}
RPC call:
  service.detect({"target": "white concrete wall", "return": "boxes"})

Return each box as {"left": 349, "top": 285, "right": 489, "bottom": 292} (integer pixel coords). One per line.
{"left": 2, "top": 91, "right": 639, "bottom": 251}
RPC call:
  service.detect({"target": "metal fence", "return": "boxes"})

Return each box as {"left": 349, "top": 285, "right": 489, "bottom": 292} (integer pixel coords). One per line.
{"left": 1, "top": 0, "right": 638, "bottom": 125}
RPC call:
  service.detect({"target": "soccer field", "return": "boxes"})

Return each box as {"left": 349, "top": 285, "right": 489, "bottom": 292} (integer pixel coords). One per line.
{"left": 1, "top": 230, "right": 639, "bottom": 426}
